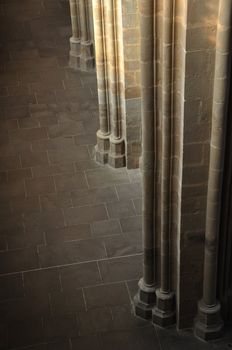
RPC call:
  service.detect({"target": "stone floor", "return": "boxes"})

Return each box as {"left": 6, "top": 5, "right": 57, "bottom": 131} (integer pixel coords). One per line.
{"left": 0, "top": 0, "right": 231, "bottom": 349}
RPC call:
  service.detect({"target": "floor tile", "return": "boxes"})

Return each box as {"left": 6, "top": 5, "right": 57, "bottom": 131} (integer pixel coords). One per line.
{"left": 85, "top": 168, "right": 130, "bottom": 188}
{"left": 45, "top": 225, "right": 92, "bottom": 244}
{"left": 101, "top": 327, "right": 161, "bottom": 350}
{"left": 39, "top": 239, "right": 106, "bottom": 267}
{"left": 23, "top": 268, "right": 61, "bottom": 296}
{"left": 91, "top": 219, "right": 122, "bottom": 237}
{"left": 60, "top": 262, "right": 101, "bottom": 289}
{"left": 50, "top": 289, "right": 85, "bottom": 315}
{"left": 98, "top": 255, "right": 143, "bottom": 283}
{"left": 64, "top": 204, "right": 108, "bottom": 225}
{"left": 71, "top": 186, "right": 117, "bottom": 207}
{"left": 84, "top": 282, "right": 130, "bottom": 309}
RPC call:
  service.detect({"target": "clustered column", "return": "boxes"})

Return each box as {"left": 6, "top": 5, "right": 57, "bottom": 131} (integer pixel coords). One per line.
{"left": 134, "top": 0, "right": 156, "bottom": 319}
{"left": 152, "top": 0, "right": 175, "bottom": 326}
{"left": 69, "top": 0, "right": 94, "bottom": 71}
{"left": 194, "top": 0, "right": 232, "bottom": 340}
{"left": 93, "top": 0, "right": 126, "bottom": 168}
{"left": 134, "top": 0, "right": 175, "bottom": 325}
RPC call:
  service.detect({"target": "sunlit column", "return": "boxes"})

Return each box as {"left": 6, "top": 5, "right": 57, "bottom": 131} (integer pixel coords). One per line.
{"left": 93, "top": 0, "right": 110, "bottom": 164}
{"left": 93, "top": 0, "right": 126, "bottom": 168}
{"left": 106, "top": 0, "right": 126, "bottom": 168}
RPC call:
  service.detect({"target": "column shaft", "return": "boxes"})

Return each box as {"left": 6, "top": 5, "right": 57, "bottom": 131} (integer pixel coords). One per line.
{"left": 105, "top": 0, "right": 120, "bottom": 140}
{"left": 134, "top": 0, "right": 156, "bottom": 320}
{"left": 140, "top": 0, "right": 155, "bottom": 287}
{"left": 79, "top": 0, "right": 89, "bottom": 42}
{"left": 93, "top": 0, "right": 110, "bottom": 164}
{"left": 152, "top": 0, "right": 175, "bottom": 327}
{"left": 160, "top": 0, "right": 173, "bottom": 295}
{"left": 194, "top": 0, "right": 232, "bottom": 340}
{"left": 107, "top": 0, "right": 126, "bottom": 167}
{"left": 70, "top": 0, "right": 80, "bottom": 39}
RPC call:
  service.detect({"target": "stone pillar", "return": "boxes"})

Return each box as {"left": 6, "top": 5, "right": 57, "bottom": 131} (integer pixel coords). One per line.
{"left": 134, "top": 0, "right": 156, "bottom": 319}
{"left": 194, "top": 0, "right": 232, "bottom": 340}
{"left": 69, "top": 0, "right": 94, "bottom": 71}
{"left": 106, "top": 0, "right": 126, "bottom": 168}
{"left": 152, "top": 0, "right": 175, "bottom": 327}
{"left": 93, "top": 0, "right": 126, "bottom": 168}
{"left": 134, "top": 0, "right": 176, "bottom": 325}
{"left": 69, "top": 0, "right": 81, "bottom": 69}
{"left": 93, "top": 0, "right": 110, "bottom": 164}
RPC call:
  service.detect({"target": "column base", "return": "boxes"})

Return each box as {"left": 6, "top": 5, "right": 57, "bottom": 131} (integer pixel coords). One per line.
{"left": 79, "top": 56, "right": 95, "bottom": 71}
{"left": 95, "top": 130, "right": 110, "bottom": 165}
{"left": 69, "top": 38, "right": 95, "bottom": 72}
{"left": 152, "top": 289, "right": 176, "bottom": 327}
{"left": 134, "top": 278, "right": 156, "bottom": 320}
{"left": 194, "top": 300, "right": 224, "bottom": 341}
{"left": 69, "top": 53, "right": 80, "bottom": 70}
{"left": 69, "top": 37, "right": 81, "bottom": 70}
{"left": 79, "top": 41, "right": 95, "bottom": 72}
{"left": 108, "top": 137, "right": 126, "bottom": 168}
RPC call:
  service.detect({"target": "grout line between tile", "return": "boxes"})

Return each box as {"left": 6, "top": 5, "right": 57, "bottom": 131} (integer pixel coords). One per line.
{"left": 0, "top": 252, "right": 143, "bottom": 278}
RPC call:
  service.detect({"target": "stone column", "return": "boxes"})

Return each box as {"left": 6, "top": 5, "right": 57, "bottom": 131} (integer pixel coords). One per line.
{"left": 93, "top": 0, "right": 126, "bottom": 168}
{"left": 69, "top": 0, "right": 94, "bottom": 71}
{"left": 69, "top": 0, "right": 81, "bottom": 69}
{"left": 79, "top": 0, "right": 95, "bottom": 71}
{"left": 134, "top": 0, "right": 156, "bottom": 320}
{"left": 93, "top": 0, "right": 110, "bottom": 164}
{"left": 152, "top": 0, "right": 175, "bottom": 327}
{"left": 194, "top": 0, "right": 232, "bottom": 340}
{"left": 106, "top": 0, "right": 126, "bottom": 168}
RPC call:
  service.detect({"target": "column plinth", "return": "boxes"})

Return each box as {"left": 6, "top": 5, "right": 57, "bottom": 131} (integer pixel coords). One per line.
{"left": 95, "top": 130, "right": 110, "bottom": 164}
{"left": 194, "top": 300, "right": 223, "bottom": 341}
{"left": 79, "top": 41, "right": 95, "bottom": 71}
{"left": 134, "top": 278, "right": 156, "bottom": 320}
{"left": 152, "top": 289, "right": 176, "bottom": 327}
{"left": 108, "top": 136, "right": 126, "bottom": 168}
{"left": 69, "top": 37, "right": 81, "bottom": 70}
